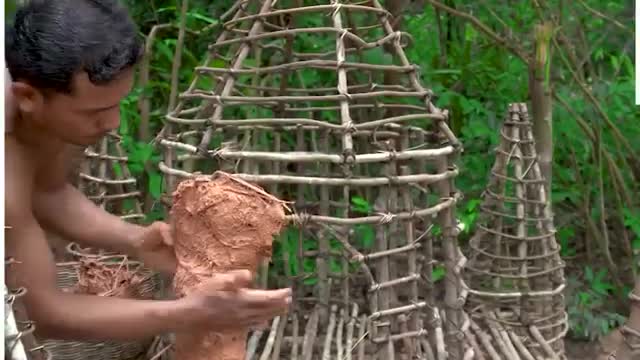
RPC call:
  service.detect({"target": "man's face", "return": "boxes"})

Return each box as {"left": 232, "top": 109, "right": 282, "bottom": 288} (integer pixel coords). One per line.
{"left": 37, "top": 69, "right": 135, "bottom": 146}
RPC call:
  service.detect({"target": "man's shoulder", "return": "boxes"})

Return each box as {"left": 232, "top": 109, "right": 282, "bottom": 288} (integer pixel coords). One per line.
{"left": 6, "top": 135, "right": 36, "bottom": 170}
{"left": 5, "top": 136, "right": 36, "bottom": 200}
{"left": 6, "top": 135, "right": 77, "bottom": 190}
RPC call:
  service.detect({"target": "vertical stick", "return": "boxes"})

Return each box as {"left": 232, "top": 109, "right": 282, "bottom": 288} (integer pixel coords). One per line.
{"left": 529, "top": 22, "right": 554, "bottom": 199}
{"left": 388, "top": 140, "right": 400, "bottom": 308}
{"left": 342, "top": 184, "right": 351, "bottom": 307}
{"left": 400, "top": 130, "right": 420, "bottom": 340}
{"left": 435, "top": 150, "right": 462, "bottom": 358}
{"left": 295, "top": 125, "right": 306, "bottom": 308}
{"left": 331, "top": 0, "right": 355, "bottom": 166}
{"left": 163, "top": 0, "right": 189, "bottom": 193}
{"left": 345, "top": 303, "right": 358, "bottom": 360}
{"left": 270, "top": 314, "right": 287, "bottom": 360}
{"left": 97, "top": 137, "right": 109, "bottom": 211}
{"left": 318, "top": 129, "right": 331, "bottom": 324}
{"left": 376, "top": 163, "right": 394, "bottom": 360}
{"left": 509, "top": 108, "right": 532, "bottom": 318}
{"left": 291, "top": 313, "right": 300, "bottom": 360}
{"left": 400, "top": 166, "right": 419, "bottom": 344}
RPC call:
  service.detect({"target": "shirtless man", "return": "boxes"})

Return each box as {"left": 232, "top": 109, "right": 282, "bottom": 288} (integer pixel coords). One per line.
{"left": 5, "top": 0, "right": 291, "bottom": 342}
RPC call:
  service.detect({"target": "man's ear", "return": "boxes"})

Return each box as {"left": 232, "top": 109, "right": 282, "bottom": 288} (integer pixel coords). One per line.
{"left": 5, "top": 69, "right": 16, "bottom": 124}
{"left": 11, "top": 81, "right": 44, "bottom": 119}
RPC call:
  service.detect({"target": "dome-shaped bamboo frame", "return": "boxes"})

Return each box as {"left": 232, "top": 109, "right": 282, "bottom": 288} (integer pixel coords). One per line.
{"left": 157, "top": 0, "right": 472, "bottom": 358}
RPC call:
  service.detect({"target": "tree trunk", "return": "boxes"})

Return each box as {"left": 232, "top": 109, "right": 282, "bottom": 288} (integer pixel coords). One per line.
{"left": 528, "top": 22, "right": 554, "bottom": 198}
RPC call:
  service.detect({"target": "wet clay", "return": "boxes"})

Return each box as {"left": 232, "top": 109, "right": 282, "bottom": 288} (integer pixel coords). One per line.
{"left": 70, "top": 259, "right": 148, "bottom": 298}
{"left": 171, "top": 172, "right": 287, "bottom": 360}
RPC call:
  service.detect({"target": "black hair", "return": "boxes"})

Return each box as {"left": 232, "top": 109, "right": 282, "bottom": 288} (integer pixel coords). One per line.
{"left": 5, "top": 0, "right": 143, "bottom": 94}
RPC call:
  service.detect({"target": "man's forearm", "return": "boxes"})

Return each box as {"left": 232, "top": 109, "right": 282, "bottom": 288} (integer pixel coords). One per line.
{"left": 33, "top": 183, "right": 144, "bottom": 254}
{"left": 32, "top": 291, "right": 191, "bottom": 341}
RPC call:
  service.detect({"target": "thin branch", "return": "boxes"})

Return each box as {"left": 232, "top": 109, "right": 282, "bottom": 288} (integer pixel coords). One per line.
{"left": 551, "top": 36, "right": 640, "bottom": 175}
{"left": 575, "top": 0, "right": 633, "bottom": 35}
{"left": 167, "top": 0, "right": 189, "bottom": 112}
{"left": 424, "top": 0, "right": 529, "bottom": 62}
{"left": 138, "top": 23, "right": 171, "bottom": 141}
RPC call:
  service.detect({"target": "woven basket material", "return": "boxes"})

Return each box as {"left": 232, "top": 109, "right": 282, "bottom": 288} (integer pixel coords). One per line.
{"left": 41, "top": 260, "right": 159, "bottom": 360}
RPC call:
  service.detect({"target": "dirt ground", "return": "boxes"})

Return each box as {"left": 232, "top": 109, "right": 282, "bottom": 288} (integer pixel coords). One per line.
{"left": 565, "top": 338, "right": 602, "bottom": 360}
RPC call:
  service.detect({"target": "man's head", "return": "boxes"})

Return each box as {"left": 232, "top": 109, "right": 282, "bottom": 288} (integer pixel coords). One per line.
{"left": 6, "top": 0, "right": 143, "bottom": 145}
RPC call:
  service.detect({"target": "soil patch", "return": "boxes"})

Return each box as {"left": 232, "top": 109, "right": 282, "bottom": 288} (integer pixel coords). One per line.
{"left": 565, "top": 338, "right": 601, "bottom": 360}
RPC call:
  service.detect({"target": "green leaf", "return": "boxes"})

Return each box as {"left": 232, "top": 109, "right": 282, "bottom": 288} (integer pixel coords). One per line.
{"left": 129, "top": 142, "right": 154, "bottom": 164}
{"left": 148, "top": 172, "right": 163, "bottom": 199}
{"left": 354, "top": 224, "right": 375, "bottom": 249}
{"left": 329, "top": 237, "right": 343, "bottom": 251}
{"left": 145, "top": 208, "right": 166, "bottom": 223}
{"left": 303, "top": 258, "right": 315, "bottom": 273}
{"left": 303, "top": 277, "right": 318, "bottom": 286}
{"left": 585, "top": 266, "right": 594, "bottom": 282}
{"left": 113, "top": 162, "right": 123, "bottom": 178}
{"left": 465, "top": 199, "right": 481, "bottom": 212}
{"left": 284, "top": 228, "right": 300, "bottom": 276}
{"left": 123, "top": 199, "right": 135, "bottom": 212}
{"left": 610, "top": 55, "right": 619, "bottom": 72}
{"left": 156, "top": 6, "right": 177, "bottom": 13}
{"left": 211, "top": 58, "right": 226, "bottom": 68}
{"left": 155, "top": 40, "right": 175, "bottom": 63}
{"left": 558, "top": 227, "right": 576, "bottom": 257}
{"left": 187, "top": 12, "right": 218, "bottom": 25}
{"left": 432, "top": 265, "right": 445, "bottom": 282}
{"left": 329, "top": 258, "right": 342, "bottom": 274}
{"left": 427, "top": 69, "right": 462, "bottom": 75}
{"left": 351, "top": 196, "right": 371, "bottom": 214}
{"left": 578, "top": 291, "right": 591, "bottom": 306}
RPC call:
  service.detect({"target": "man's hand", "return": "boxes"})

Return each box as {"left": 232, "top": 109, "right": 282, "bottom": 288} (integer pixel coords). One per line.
{"left": 132, "top": 221, "right": 177, "bottom": 275}
{"left": 179, "top": 270, "right": 292, "bottom": 331}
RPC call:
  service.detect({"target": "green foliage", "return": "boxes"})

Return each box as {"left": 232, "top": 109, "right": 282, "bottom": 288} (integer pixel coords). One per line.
{"left": 567, "top": 267, "right": 627, "bottom": 340}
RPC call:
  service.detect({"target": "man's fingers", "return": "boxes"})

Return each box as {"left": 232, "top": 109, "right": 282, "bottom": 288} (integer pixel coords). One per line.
{"left": 244, "top": 303, "right": 290, "bottom": 324}
{"left": 239, "top": 288, "right": 292, "bottom": 309}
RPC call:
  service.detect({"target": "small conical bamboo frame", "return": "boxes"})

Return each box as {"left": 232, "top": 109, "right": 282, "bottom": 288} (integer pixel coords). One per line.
{"left": 461, "top": 103, "right": 568, "bottom": 359}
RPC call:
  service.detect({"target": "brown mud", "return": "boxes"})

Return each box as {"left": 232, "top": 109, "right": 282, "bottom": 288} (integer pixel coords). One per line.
{"left": 171, "top": 172, "right": 287, "bottom": 360}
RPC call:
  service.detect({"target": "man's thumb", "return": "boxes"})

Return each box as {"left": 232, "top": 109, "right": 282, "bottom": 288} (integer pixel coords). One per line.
{"left": 226, "top": 269, "right": 253, "bottom": 290}
{"left": 158, "top": 222, "right": 174, "bottom": 246}
{"left": 203, "top": 270, "right": 252, "bottom": 292}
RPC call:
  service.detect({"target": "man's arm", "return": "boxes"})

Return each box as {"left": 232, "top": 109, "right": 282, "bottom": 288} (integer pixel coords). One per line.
{"left": 33, "top": 180, "right": 178, "bottom": 275}
{"left": 6, "top": 196, "right": 291, "bottom": 341}
{"left": 5, "top": 144, "right": 190, "bottom": 341}
{"left": 5, "top": 217, "right": 191, "bottom": 341}
{"left": 32, "top": 182, "right": 144, "bottom": 255}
